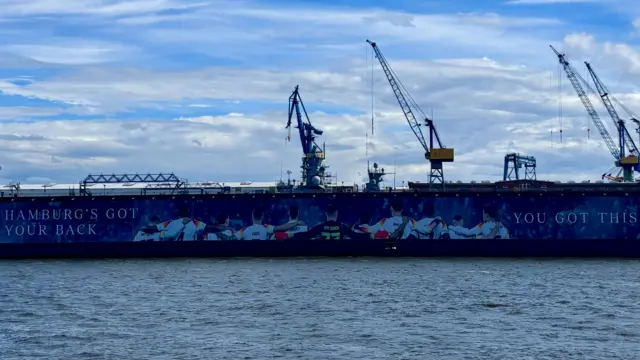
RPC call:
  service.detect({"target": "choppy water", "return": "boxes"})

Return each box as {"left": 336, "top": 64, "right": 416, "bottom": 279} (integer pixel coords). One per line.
{"left": 0, "top": 258, "right": 639, "bottom": 359}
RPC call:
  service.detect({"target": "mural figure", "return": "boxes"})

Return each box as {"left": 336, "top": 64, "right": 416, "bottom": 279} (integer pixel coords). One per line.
{"left": 0, "top": 195, "right": 636, "bottom": 243}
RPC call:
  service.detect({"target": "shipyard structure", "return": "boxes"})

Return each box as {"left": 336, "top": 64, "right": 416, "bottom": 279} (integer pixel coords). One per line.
{"left": 1, "top": 41, "right": 640, "bottom": 259}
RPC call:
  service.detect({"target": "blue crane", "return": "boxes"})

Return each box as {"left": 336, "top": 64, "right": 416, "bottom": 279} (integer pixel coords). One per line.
{"left": 286, "top": 85, "right": 327, "bottom": 189}
{"left": 633, "top": 119, "right": 640, "bottom": 145}
{"left": 503, "top": 153, "right": 537, "bottom": 181}
{"left": 585, "top": 62, "right": 640, "bottom": 168}
{"left": 550, "top": 45, "right": 637, "bottom": 182}
{"left": 367, "top": 39, "right": 454, "bottom": 188}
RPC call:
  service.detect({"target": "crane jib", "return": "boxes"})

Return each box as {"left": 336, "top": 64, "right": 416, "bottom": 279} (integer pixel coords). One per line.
{"left": 367, "top": 39, "right": 454, "bottom": 186}
{"left": 551, "top": 45, "right": 620, "bottom": 160}
{"left": 366, "top": 40, "right": 451, "bottom": 157}
{"left": 551, "top": 45, "right": 640, "bottom": 179}
{"left": 585, "top": 62, "right": 640, "bottom": 156}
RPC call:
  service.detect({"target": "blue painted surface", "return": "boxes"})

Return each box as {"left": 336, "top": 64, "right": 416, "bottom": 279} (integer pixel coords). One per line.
{"left": 0, "top": 194, "right": 638, "bottom": 244}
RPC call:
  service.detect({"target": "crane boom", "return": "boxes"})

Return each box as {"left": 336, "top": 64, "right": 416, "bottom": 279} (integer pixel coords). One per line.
{"left": 367, "top": 39, "right": 453, "bottom": 187}
{"left": 286, "top": 85, "right": 327, "bottom": 189}
{"left": 585, "top": 62, "right": 639, "bottom": 157}
{"left": 366, "top": 39, "right": 431, "bottom": 155}
{"left": 550, "top": 45, "right": 620, "bottom": 160}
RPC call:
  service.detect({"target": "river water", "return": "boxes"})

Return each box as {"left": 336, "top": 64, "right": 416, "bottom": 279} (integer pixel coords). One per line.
{"left": 0, "top": 258, "right": 638, "bottom": 359}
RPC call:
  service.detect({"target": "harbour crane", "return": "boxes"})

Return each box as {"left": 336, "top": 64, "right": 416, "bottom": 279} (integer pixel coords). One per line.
{"left": 585, "top": 62, "right": 640, "bottom": 171}
{"left": 286, "top": 85, "right": 328, "bottom": 190}
{"left": 367, "top": 39, "right": 454, "bottom": 188}
{"left": 633, "top": 119, "right": 640, "bottom": 145}
{"left": 503, "top": 153, "right": 537, "bottom": 181}
{"left": 550, "top": 45, "right": 638, "bottom": 182}
{"left": 598, "top": 72, "right": 640, "bottom": 149}
{"left": 609, "top": 90, "right": 640, "bottom": 157}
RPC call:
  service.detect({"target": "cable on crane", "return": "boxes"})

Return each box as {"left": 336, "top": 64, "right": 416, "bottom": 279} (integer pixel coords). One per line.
{"left": 367, "top": 39, "right": 453, "bottom": 188}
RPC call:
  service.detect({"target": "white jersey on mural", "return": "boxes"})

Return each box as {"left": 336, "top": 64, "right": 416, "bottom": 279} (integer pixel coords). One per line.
{"left": 156, "top": 219, "right": 206, "bottom": 241}
{"left": 448, "top": 221, "right": 509, "bottom": 239}
{"left": 368, "top": 216, "right": 415, "bottom": 239}
{"left": 411, "top": 217, "right": 448, "bottom": 239}
{"left": 237, "top": 224, "right": 275, "bottom": 240}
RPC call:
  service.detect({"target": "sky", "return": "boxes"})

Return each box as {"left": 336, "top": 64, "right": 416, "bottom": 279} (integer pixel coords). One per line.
{"left": 2, "top": 0, "right": 640, "bottom": 186}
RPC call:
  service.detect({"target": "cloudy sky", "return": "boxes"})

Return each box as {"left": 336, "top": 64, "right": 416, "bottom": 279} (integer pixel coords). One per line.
{"left": 1, "top": 0, "right": 640, "bottom": 186}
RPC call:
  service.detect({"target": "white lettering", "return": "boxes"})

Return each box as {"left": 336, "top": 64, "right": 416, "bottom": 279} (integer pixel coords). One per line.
{"left": 596, "top": 212, "right": 637, "bottom": 224}
{"left": 524, "top": 213, "right": 534, "bottom": 223}
{"left": 555, "top": 212, "right": 588, "bottom": 224}
{"left": 5, "top": 207, "right": 135, "bottom": 224}
{"left": 513, "top": 212, "right": 522, "bottom": 223}
{"left": 4, "top": 224, "right": 47, "bottom": 236}
{"left": 514, "top": 212, "right": 545, "bottom": 224}
{"left": 28, "top": 210, "right": 39, "bottom": 220}
{"left": 106, "top": 208, "right": 137, "bottom": 219}
{"left": 580, "top": 213, "right": 589, "bottom": 223}
{"left": 610, "top": 212, "right": 619, "bottom": 224}
{"left": 54, "top": 224, "right": 96, "bottom": 236}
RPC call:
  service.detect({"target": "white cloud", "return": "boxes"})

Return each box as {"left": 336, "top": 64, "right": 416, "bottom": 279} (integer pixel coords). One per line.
{"left": 0, "top": 0, "right": 639, "bottom": 186}
{"left": 561, "top": 33, "right": 640, "bottom": 76}
{"left": 0, "top": 106, "right": 64, "bottom": 119}
{"left": 6, "top": 40, "right": 139, "bottom": 65}
{"left": 0, "top": 0, "right": 210, "bottom": 17}
{"left": 128, "top": 8, "right": 560, "bottom": 59}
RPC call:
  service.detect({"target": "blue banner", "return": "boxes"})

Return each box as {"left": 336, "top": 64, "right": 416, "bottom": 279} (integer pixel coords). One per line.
{"left": 0, "top": 195, "right": 637, "bottom": 243}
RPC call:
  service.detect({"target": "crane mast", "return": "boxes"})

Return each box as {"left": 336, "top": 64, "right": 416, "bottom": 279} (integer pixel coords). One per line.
{"left": 286, "top": 85, "right": 327, "bottom": 190}
{"left": 550, "top": 45, "right": 637, "bottom": 182}
{"left": 366, "top": 39, "right": 454, "bottom": 188}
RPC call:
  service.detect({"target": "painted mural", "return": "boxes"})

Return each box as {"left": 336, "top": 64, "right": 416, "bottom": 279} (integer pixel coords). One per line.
{"left": 0, "top": 195, "right": 637, "bottom": 243}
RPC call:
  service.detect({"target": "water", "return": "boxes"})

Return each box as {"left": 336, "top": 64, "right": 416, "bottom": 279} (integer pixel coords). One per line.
{"left": 0, "top": 258, "right": 639, "bottom": 359}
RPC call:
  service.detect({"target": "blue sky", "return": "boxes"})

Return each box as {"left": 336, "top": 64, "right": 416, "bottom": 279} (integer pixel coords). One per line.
{"left": 1, "top": 0, "right": 640, "bottom": 185}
